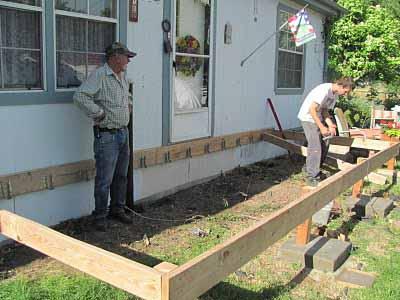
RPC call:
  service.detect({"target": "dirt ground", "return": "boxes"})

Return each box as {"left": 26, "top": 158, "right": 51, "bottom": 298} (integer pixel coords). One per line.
{"left": 0, "top": 154, "right": 354, "bottom": 299}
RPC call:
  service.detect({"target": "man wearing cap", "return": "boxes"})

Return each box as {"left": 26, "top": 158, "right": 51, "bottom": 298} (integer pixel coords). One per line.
{"left": 74, "top": 42, "right": 136, "bottom": 231}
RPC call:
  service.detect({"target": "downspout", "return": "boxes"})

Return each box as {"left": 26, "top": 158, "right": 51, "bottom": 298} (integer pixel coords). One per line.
{"left": 322, "top": 16, "right": 333, "bottom": 82}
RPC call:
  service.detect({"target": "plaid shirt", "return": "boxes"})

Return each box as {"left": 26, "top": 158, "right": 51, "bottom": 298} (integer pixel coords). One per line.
{"left": 73, "top": 63, "right": 132, "bottom": 129}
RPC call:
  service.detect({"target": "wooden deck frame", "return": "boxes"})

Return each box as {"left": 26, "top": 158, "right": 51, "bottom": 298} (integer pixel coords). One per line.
{"left": 1, "top": 134, "right": 399, "bottom": 300}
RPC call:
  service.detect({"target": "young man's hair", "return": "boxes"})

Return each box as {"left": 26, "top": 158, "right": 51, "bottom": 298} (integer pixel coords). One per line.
{"left": 335, "top": 77, "right": 354, "bottom": 89}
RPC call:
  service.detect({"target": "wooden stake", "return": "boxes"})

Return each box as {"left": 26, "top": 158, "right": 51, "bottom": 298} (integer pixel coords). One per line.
{"left": 352, "top": 157, "right": 365, "bottom": 198}
{"left": 296, "top": 218, "right": 312, "bottom": 245}
{"left": 387, "top": 158, "right": 396, "bottom": 170}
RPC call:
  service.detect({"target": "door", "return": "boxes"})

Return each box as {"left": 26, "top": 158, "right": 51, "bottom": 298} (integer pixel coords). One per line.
{"left": 171, "top": 0, "right": 213, "bottom": 142}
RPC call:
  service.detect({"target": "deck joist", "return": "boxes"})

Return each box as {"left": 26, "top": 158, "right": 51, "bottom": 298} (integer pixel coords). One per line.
{"left": 1, "top": 132, "right": 399, "bottom": 300}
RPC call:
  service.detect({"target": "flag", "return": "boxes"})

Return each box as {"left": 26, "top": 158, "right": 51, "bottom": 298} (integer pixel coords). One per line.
{"left": 288, "top": 9, "right": 316, "bottom": 47}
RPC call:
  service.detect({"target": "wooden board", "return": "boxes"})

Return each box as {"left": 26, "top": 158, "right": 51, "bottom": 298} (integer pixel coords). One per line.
{"left": 163, "top": 143, "right": 399, "bottom": 300}
{"left": 1, "top": 129, "right": 270, "bottom": 201}
{"left": 0, "top": 160, "right": 95, "bottom": 200}
{"left": 0, "top": 210, "right": 162, "bottom": 300}
{"left": 267, "top": 129, "right": 391, "bottom": 151}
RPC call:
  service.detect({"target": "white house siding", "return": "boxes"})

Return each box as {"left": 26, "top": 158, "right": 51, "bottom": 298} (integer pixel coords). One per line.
{"left": 0, "top": 104, "right": 94, "bottom": 242}
{"left": 131, "top": 0, "right": 326, "bottom": 203}
{"left": 1, "top": 0, "right": 328, "bottom": 242}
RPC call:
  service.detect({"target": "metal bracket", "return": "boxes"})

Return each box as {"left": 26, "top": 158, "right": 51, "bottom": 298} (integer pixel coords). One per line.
{"left": 204, "top": 144, "right": 210, "bottom": 154}
{"left": 83, "top": 169, "right": 91, "bottom": 181}
{"left": 164, "top": 151, "right": 171, "bottom": 163}
{"left": 139, "top": 156, "right": 147, "bottom": 168}
{"left": 236, "top": 138, "right": 241, "bottom": 147}
{"left": 186, "top": 147, "right": 192, "bottom": 158}
{"left": 0, "top": 181, "right": 12, "bottom": 199}
{"left": 221, "top": 139, "right": 226, "bottom": 151}
{"left": 42, "top": 175, "right": 54, "bottom": 190}
{"left": 249, "top": 136, "right": 254, "bottom": 144}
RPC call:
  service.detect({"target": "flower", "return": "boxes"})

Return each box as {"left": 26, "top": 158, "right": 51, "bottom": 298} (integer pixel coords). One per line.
{"left": 176, "top": 35, "right": 202, "bottom": 77}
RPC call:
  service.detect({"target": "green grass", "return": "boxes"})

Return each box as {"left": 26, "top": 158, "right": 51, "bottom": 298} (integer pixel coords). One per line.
{"left": 0, "top": 275, "right": 138, "bottom": 300}
{"left": 347, "top": 209, "right": 400, "bottom": 300}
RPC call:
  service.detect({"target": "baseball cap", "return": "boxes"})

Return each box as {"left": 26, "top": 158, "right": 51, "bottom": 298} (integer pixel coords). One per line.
{"left": 105, "top": 42, "right": 136, "bottom": 58}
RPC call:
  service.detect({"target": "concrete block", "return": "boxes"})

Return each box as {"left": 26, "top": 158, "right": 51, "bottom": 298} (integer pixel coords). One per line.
{"left": 312, "top": 201, "right": 333, "bottom": 226}
{"left": 280, "top": 236, "right": 352, "bottom": 272}
{"left": 335, "top": 268, "right": 376, "bottom": 288}
{"left": 351, "top": 195, "right": 394, "bottom": 219}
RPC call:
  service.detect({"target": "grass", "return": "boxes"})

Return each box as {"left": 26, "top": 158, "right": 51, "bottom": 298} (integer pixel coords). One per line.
{"left": 0, "top": 274, "right": 138, "bottom": 300}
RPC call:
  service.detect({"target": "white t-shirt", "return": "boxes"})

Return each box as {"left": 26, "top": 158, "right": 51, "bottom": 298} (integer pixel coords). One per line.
{"left": 297, "top": 83, "right": 337, "bottom": 123}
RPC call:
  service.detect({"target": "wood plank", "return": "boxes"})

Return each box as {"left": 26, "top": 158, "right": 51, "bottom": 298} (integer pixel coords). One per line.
{"left": 0, "top": 210, "right": 162, "bottom": 300}
{"left": 263, "top": 133, "right": 388, "bottom": 182}
{"left": 163, "top": 143, "right": 400, "bottom": 300}
{"left": 267, "top": 130, "right": 391, "bottom": 151}
{"left": 155, "top": 262, "right": 178, "bottom": 274}
{"left": 0, "top": 160, "right": 95, "bottom": 200}
{"left": 296, "top": 218, "right": 312, "bottom": 245}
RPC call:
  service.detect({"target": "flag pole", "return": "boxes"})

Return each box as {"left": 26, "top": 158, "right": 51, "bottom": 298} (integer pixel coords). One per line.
{"left": 240, "top": 4, "right": 309, "bottom": 67}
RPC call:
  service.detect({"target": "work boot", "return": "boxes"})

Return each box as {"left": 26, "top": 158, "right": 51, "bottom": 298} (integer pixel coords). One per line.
{"left": 93, "top": 217, "right": 107, "bottom": 232}
{"left": 109, "top": 209, "right": 133, "bottom": 224}
{"left": 306, "top": 176, "right": 321, "bottom": 187}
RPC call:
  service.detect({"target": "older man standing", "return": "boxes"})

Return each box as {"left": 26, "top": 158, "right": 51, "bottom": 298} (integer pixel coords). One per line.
{"left": 74, "top": 42, "right": 135, "bottom": 231}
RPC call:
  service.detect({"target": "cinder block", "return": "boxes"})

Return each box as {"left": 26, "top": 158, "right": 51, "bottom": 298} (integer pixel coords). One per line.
{"left": 280, "top": 236, "right": 352, "bottom": 272}
{"left": 351, "top": 195, "right": 394, "bottom": 218}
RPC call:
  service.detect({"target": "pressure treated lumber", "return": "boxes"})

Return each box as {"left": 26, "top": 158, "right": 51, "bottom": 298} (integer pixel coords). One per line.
{"left": 0, "top": 210, "right": 162, "bottom": 300}
{"left": 0, "top": 129, "right": 268, "bottom": 201}
{"left": 163, "top": 143, "right": 400, "bottom": 300}
{"left": 296, "top": 218, "right": 312, "bottom": 245}
{"left": 0, "top": 160, "right": 95, "bottom": 200}
{"left": 267, "top": 129, "right": 392, "bottom": 151}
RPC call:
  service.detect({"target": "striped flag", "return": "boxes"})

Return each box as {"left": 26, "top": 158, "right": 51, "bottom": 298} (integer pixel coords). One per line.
{"left": 288, "top": 9, "right": 316, "bottom": 47}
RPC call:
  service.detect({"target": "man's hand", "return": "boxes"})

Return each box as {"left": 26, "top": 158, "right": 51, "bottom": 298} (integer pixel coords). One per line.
{"left": 328, "top": 124, "right": 337, "bottom": 136}
{"left": 93, "top": 109, "right": 106, "bottom": 125}
{"left": 320, "top": 126, "right": 330, "bottom": 136}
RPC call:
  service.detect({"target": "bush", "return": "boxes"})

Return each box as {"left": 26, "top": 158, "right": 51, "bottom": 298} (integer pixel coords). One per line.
{"left": 336, "top": 96, "right": 371, "bottom": 128}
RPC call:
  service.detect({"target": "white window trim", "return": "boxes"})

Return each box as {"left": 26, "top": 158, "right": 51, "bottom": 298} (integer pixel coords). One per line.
{"left": 0, "top": 0, "right": 46, "bottom": 92}
{"left": 53, "top": 0, "right": 119, "bottom": 91}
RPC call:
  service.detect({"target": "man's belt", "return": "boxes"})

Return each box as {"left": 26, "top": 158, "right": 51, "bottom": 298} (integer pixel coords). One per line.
{"left": 93, "top": 126, "right": 127, "bottom": 134}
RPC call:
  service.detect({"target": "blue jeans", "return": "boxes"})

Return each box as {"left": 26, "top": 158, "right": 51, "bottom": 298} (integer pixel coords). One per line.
{"left": 93, "top": 127, "right": 130, "bottom": 218}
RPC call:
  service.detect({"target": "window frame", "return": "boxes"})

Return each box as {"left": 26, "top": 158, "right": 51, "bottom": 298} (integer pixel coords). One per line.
{"left": 0, "top": 0, "right": 127, "bottom": 106}
{"left": 274, "top": 3, "right": 306, "bottom": 95}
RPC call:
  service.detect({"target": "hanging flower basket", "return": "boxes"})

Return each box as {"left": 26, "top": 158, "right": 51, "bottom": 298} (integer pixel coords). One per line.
{"left": 176, "top": 35, "right": 202, "bottom": 77}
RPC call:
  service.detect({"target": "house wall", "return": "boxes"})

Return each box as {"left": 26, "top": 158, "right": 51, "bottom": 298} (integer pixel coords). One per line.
{"left": 0, "top": 0, "right": 327, "bottom": 242}
{"left": 130, "top": 0, "right": 326, "bottom": 201}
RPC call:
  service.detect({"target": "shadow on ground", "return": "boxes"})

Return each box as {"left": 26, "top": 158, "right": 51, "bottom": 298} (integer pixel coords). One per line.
{"left": 1, "top": 155, "right": 308, "bottom": 299}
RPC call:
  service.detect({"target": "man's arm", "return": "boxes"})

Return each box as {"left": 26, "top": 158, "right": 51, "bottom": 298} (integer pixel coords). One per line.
{"left": 321, "top": 108, "right": 337, "bottom": 136}
{"left": 73, "top": 71, "right": 105, "bottom": 122}
{"left": 309, "top": 102, "right": 329, "bottom": 136}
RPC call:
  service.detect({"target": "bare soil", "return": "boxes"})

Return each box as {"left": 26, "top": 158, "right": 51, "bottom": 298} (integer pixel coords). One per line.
{"left": 0, "top": 155, "right": 347, "bottom": 299}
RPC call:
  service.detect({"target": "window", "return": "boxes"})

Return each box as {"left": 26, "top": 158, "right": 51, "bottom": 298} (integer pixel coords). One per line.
{"left": 174, "top": 0, "right": 211, "bottom": 112}
{"left": 55, "top": 0, "right": 117, "bottom": 89}
{"left": 0, "top": 0, "right": 43, "bottom": 90}
{"left": 0, "top": 0, "right": 126, "bottom": 105}
{"left": 276, "top": 6, "right": 305, "bottom": 92}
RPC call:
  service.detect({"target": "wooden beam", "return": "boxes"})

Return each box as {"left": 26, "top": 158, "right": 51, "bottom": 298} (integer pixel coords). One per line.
{"left": 263, "top": 133, "right": 388, "bottom": 183}
{"left": 163, "top": 143, "right": 399, "bottom": 300}
{"left": 296, "top": 218, "right": 312, "bottom": 245}
{"left": 0, "top": 160, "right": 95, "bottom": 200}
{"left": 267, "top": 129, "right": 391, "bottom": 151}
{"left": 0, "top": 210, "right": 162, "bottom": 300}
